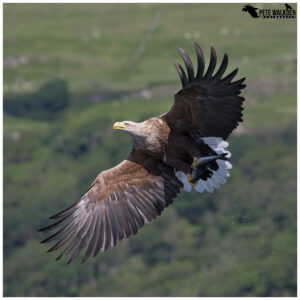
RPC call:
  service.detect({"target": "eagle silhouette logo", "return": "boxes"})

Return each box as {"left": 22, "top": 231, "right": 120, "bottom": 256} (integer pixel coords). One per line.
{"left": 285, "top": 3, "right": 293, "bottom": 10}
{"left": 242, "top": 5, "right": 259, "bottom": 18}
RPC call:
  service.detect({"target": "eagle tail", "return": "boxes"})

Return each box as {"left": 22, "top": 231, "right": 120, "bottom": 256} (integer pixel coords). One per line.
{"left": 175, "top": 137, "right": 232, "bottom": 193}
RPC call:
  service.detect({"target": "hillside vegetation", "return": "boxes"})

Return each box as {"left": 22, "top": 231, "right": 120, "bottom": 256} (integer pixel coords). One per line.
{"left": 3, "top": 3, "right": 296, "bottom": 296}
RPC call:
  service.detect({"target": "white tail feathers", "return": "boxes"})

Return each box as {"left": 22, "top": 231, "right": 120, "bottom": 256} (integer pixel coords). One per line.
{"left": 175, "top": 137, "right": 232, "bottom": 194}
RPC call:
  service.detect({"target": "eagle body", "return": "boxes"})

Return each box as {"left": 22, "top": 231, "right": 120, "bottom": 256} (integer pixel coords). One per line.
{"left": 40, "top": 43, "right": 246, "bottom": 264}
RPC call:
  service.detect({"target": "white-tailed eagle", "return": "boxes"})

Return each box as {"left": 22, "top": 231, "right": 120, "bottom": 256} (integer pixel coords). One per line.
{"left": 39, "top": 43, "right": 246, "bottom": 264}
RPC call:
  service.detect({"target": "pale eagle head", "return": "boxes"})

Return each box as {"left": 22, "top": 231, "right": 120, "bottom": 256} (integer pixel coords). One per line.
{"left": 113, "top": 120, "right": 145, "bottom": 137}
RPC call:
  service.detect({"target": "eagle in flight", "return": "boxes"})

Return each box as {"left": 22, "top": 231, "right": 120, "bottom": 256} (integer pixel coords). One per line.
{"left": 40, "top": 42, "right": 246, "bottom": 264}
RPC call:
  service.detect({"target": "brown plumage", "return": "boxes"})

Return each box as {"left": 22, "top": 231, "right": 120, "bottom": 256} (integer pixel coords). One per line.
{"left": 39, "top": 43, "right": 246, "bottom": 264}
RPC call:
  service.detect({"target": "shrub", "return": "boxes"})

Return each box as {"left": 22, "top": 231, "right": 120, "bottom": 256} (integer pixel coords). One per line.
{"left": 3, "top": 79, "right": 69, "bottom": 120}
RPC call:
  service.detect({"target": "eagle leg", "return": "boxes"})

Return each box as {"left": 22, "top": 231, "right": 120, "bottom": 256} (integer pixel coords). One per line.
{"left": 191, "top": 157, "right": 198, "bottom": 168}
{"left": 186, "top": 157, "right": 199, "bottom": 186}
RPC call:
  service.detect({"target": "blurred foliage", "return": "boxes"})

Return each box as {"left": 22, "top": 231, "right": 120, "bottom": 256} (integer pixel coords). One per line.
{"left": 3, "top": 3, "right": 296, "bottom": 297}
{"left": 3, "top": 79, "right": 69, "bottom": 120}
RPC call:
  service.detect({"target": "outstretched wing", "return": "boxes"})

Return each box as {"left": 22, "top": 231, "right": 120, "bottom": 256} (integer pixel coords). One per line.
{"left": 39, "top": 150, "right": 182, "bottom": 264}
{"left": 163, "top": 43, "right": 246, "bottom": 139}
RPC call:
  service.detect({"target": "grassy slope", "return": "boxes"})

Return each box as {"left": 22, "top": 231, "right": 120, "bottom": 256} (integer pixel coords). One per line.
{"left": 3, "top": 3, "right": 296, "bottom": 296}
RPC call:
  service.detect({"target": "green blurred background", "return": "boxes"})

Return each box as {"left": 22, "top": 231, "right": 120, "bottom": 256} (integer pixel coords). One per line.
{"left": 3, "top": 3, "right": 297, "bottom": 297}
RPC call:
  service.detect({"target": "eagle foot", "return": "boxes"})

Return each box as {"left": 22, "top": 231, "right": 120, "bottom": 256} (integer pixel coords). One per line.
{"left": 187, "top": 174, "right": 196, "bottom": 186}
{"left": 186, "top": 157, "right": 199, "bottom": 186}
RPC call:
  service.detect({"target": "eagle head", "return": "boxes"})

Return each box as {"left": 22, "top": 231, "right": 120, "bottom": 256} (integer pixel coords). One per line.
{"left": 113, "top": 121, "right": 144, "bottom": 136}
{"left": 113, "top": 119, "right": 162, "bottom": 152}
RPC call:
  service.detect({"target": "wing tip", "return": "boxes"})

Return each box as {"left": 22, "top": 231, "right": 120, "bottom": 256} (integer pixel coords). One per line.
{"left": 210, "top": 46, "right": 216, "bottom": 56}
{"left": 177, "top": 47, "right": 195, "bottom": 81}
{"left": 173, "top": 61, "right": 188, "bottom": 87}
{"left": 55, "top": 254, "right": 63, "bottom": 261}
{"left": 38, "top": 225, "right": 51, "bottom": 232}
{"left": 194, "top": 41, "right": 200, "bottom": 48}
{"left": 40, "top": 237, "right": 49, "bottom": 244}
{"left": 81, "top": 257, "right": 88, "bottom": 264}
{"left": 177, "top": 46, "right": 184, "bottom": 53}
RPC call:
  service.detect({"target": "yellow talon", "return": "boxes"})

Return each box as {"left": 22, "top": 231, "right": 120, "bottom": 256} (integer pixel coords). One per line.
{"left": 191, "top": 157, "right": 198, "bottom": 168}
{"left": 187, "top": 157, "right": 198, "bottom": 186}
{"left": 187, "top": 174, "right": 196, "bottom": 186}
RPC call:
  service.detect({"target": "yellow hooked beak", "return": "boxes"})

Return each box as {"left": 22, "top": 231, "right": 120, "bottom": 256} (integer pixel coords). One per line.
{"left": 113, "top": 122, "right": 127, "bottom": 130}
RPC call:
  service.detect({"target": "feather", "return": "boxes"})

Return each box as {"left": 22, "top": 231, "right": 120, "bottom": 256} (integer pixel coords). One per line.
{"left": 47, "top": 229, "right": 76, "bottom": 253}
{"left": 109, "top": 201, "right": 124, "bottom": 241}
{"left": 65, "top": 213, "right": 93, "bottom": 258}
{"left": 102, "top": 211, "right": 112, "bottom": 251}
{"left": 212, "top": 54, "right": 228, "bottom": 81}
{"left": 125, "top": 193, "right": 144, "bottom": 228}
{"left": 113, "top": 201, "right": 131, "bottom": 239}
{"left": 221, "top": 68, "right": 238, "bottom": 84}
{"left": 106, "top": 205, "right": 118, "bottom": 247}
{"left": 83, "top": 214, "right": 101, "bottom": 262}
{"left": 38, "top": 212, "right": 75, "bottom": 232}
{"left": 129, "top": 196, "right": 153, "bottom": 223}
{"left": 194, "top": 42, "right": 205, "bottom": 79}
{"left": 49, "top": 202, "right": 80, "bottom": 219}
{"left": 195, "top": 180, "right": 204, "bottom": 193}
{"left": 174, "top": 62, "right": 188, "bottom": 87}
{"left": 92, "top": 215, "right": 105, "bottom": 257}
{"left": 56, "top": 214, "right": 92, "bottom": 261}
{"left": 204, "top": 47, "right": 217, "bottom": 79}
{"left": 40, "top": 218, "right": 75, "bottom": 244}
{"left": 71, "top": 215, "right": 97, "bottom": 264}
{"left": 177, "top": 47, "right": 194, "bottom": 81}
{"left": 230, "top": 77, "right": 246, "bottom": 88}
